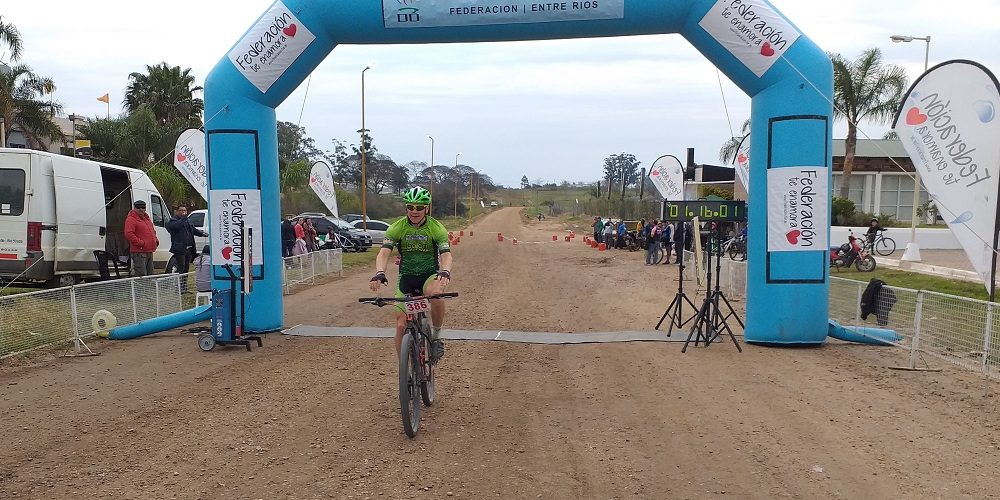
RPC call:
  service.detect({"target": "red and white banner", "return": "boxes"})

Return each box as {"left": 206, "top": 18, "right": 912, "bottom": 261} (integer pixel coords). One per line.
{"left": 308, "top": 160, "right": 339, "bottom": 217}
{"left": 698, "top": 0, "right": 801, "bottom": 77}
{"left": 173, "top": 128, "right": 207, "bottom": 201}
{"left": 209, "top": 189, "right": 264, "bottom": 266}
{"left": 767, "top": 167, "right": 827, "bottom": 252}
{"left": 893, "top": 60, "right": 1000, "bottom": 291}
{"left": 228, "top": 1, "right": 316, "bottom": 93}
{"left": 649, "top": 155, "right": 685, "bottom": 200}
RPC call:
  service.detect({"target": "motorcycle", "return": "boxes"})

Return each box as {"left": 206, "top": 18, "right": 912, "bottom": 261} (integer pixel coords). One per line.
{"left": 830, "top": 229, "right": 876, "bottom": 272}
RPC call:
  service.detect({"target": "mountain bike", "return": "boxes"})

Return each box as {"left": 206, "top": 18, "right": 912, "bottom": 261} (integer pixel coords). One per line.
{"left": 863, "top": 228, "right": 896, "bottom": 256}
{"left": 358, "top": 292, "right": 458, "bottom": 438}
{"left": 723, "top": 234, "right": 747, "bottom": 261}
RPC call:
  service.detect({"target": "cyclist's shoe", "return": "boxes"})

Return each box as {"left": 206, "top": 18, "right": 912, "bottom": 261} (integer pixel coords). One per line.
{"left": 430, "top": 339, "right": 445, "bottom": 364}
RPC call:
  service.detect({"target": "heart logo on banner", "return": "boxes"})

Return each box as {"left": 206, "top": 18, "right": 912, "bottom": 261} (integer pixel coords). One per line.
{"left": 283, "top": 24, "right": 297, "bottom": 37}
{"left": 737, "top": 153, "right": 747, "bottom": 164}
{"left": 221, "top": 246, "right": 234, "bottom": 260}
{"left": 906, "top": 107, "right": 928, "bottom": 125}
{"left": 176, "top": 152, "right": 186, "bottom": 162}
{"left": 760, "top": 42, "right": 776, "bottom": 57}
{"left": 785, "top": 229, "right": 800, "bottom": 244}
{"left": 651, "top": 169, "right": 660, "bottom": 176}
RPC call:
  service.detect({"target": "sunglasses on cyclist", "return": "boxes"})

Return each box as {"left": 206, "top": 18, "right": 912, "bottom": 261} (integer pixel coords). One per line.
{"left": 406, "top": 204, "right": 427, "bottom": 211}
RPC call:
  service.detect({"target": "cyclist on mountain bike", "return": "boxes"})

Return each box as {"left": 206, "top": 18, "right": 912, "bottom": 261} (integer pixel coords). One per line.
{"left": 369, "top": 186, "right": 452, "bottom": 363}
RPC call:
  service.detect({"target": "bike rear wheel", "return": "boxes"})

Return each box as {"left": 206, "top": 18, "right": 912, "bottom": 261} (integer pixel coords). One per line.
{"left": 399, "top": 332, "right": 421, "bottom": 438}
{"left": 875, "top": 236, "right": 896, "bottom": 256}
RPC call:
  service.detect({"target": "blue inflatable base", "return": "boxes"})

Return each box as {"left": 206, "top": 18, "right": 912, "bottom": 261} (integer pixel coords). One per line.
{"left": 107, "top": 305, "right": 212, "bottom": 340}
{"left": 828, "top": 320, "right": 902, "bottom": 346}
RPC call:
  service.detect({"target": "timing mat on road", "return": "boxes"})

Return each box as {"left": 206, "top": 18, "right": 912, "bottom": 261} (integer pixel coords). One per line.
{"left": 282, "top": 326, "right": 688, "bottom": 344}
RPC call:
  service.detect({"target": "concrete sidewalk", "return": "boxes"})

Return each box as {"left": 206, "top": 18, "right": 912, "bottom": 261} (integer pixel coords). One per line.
{"left": 877, "top": 249, "right": 980, "bottom": 282}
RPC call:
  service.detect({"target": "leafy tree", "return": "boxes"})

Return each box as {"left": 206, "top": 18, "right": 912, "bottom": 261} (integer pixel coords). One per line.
{"left": 146, "top": 162, "right": 193, "bottom": 208}
{"left": 718, "top": 118, "right": 750, "bottom": 163}
{"left": 276, "top": 121, "right": 321, "bottom": 171}
{"left": 279, "top": 158, "right": 311, "bottom": 193}
{"left": 80, "top": 108, "right": 174, "bottom": 168}
{"left": 124, "top": 63, "right": 204, "bottom": 128}
{"left": 0, "top": 16, "right": 23, "bottom": 62}
{"left": 520, "top": 175, "right": 529, "bottom": 188}
{"left": 830, "top": 48, "right": 907, "bottom": 198}
{"left": 602, "top": 153, "right": 641, "bottom": 193}
{"left": 0, "top": 63, "right": 62, "bottom": 148}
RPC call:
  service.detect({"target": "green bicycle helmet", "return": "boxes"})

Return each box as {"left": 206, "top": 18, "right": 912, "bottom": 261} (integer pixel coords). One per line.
{"left": 402, "top": 186, "right": 432, "bottom": 205}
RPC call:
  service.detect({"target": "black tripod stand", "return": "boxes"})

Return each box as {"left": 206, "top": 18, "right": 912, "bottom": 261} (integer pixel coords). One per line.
{"left": 683, "top": 228, "right": 744, "bottom": 353}
{"left": 655, "top": 231, "right": 696, "bottom": 337}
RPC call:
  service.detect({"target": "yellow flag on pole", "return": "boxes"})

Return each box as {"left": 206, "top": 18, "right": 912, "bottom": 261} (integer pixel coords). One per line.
{"left": 97, "top": 93, "right": 109, "bottom": 103}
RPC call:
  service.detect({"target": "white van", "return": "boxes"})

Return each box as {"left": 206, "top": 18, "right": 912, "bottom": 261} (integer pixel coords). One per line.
{"left": 0, "top": 148, "right": 172, "bottom": 287}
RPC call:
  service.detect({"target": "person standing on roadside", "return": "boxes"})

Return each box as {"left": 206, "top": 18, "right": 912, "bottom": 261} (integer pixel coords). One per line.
{"left": 166, "top": 205, "right": 207, "bottom": 274}
{"left": 281, "top": 217, "right": 296, "bottom": 257}
{"left": 125, "top": 200, "right": 158, "bottom": 276}
{"left": 592, "top": 216, "right": 604, "bottom": 244}
{"left": 660, "top": 221, "right": 674, "bottom": 265}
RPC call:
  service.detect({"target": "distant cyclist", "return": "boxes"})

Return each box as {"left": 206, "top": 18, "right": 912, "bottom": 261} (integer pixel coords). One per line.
{"left": 369, "top": 186, "right": 453, "bottom": 362}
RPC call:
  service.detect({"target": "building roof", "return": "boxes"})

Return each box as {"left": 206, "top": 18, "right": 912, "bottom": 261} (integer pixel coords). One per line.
{"left": 832, "top": 139, "right": 907, "bottom": 158}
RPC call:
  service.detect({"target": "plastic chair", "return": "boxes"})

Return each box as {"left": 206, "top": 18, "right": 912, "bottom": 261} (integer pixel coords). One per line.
{"left": 195, "top": 291, "right": 212, "bottom": 306}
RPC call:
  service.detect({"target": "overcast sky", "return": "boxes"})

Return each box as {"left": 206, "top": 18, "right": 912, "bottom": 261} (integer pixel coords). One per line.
{"left": 4, "top": 1, "right": 999, "bottom": 187}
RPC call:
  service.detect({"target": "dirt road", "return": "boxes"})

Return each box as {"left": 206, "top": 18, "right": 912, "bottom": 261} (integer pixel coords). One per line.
{"left": 2, "top": 207, "right": 999, "bottom": 499}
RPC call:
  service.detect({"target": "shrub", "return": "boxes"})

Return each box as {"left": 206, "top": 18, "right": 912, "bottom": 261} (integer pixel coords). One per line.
{"left": 831, "top": 197, "right": 856, "bottom": 225}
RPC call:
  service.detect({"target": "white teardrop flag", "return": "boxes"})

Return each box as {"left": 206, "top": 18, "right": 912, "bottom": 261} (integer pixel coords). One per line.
{"left": 732, "top": 134, "right": 751, "bottom": 196}
{"left": 892, "top": 60, "right": 1000, "bottom": 294}
{"left": 648, "top": 154, "right": 685, "bottom": 200}
{"left": 173, "top": 129, "right": 208, "bottom": 201}
{"left": 309, "top": 160, "right": 339, "bottom": 217}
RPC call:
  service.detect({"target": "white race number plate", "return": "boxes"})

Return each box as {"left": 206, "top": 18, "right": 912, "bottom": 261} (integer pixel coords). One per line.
{"left": 404, "top": 298, "right": 431, "bottom": 314}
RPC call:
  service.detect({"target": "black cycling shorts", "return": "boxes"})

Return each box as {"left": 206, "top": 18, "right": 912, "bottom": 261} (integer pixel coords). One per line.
{"left": 397, "top": 272, "right": 437, "bottom": 297}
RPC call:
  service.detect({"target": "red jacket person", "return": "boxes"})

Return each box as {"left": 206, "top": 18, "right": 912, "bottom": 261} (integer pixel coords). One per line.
{"left": 125, "top": 199, "right": 159, "bottom": 276}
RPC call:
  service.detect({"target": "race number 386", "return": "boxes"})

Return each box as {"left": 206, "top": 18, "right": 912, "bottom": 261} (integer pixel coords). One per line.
{"left": 405, "top": 298, "right": 431, "bottom": 314}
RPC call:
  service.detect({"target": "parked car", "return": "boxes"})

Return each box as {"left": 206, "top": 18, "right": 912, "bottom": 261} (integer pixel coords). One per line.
{"left": 340, "top": 213, "right": 364, "bottom": 223}
{"left": 187, "top": 209, "right": 210, "bottom": 255}
{"left": 303, "top": 215, "right": 372, "bottom": 251}
{"left": 350, "top": 218, "right": 392, "bottom": 243}
{"left": 490, "top": 201, "right": 498, "bottom": 208}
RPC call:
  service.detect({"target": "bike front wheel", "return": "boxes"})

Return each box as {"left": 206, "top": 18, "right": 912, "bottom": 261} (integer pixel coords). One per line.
{"left": 420, "top": 334, "right": 436, "bottom": 407}
{"left": 855, "top": 255, "right": 877, "bottom": 272}
{"left": 399, "top": 332, "right": 422, "bottom": 438}
{"left": 875, "top": 237, "right": 896, "bottom": 256}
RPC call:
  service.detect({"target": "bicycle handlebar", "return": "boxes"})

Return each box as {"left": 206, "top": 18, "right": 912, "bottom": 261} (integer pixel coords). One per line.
{"left": 358, "top": 292, "right": 459, "bottom": 307}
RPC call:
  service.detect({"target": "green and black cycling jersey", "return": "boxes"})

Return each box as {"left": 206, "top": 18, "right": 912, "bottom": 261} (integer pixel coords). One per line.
{"left": 382, "top": 216, "right": 451, "bottom": 277}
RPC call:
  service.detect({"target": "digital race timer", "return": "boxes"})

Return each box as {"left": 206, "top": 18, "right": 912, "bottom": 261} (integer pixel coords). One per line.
{"left": 661, "top": 200, "right": 746, "bottom": 222}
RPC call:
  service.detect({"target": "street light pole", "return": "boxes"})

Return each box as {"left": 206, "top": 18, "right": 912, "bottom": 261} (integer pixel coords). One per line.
{"left": 427, "top": 135, "right": 434, "bottom": 215}
{"left": 360, "top": 64, "right": 372, "bottom": 231}
{"left": 454, "top": 152, "right": 462, "bottom": 217}
{"left": 890, "top": 34, "right": 931, "bottom": 262}
{"left": 69, "top": 114, "right": 77, "bottom": 156}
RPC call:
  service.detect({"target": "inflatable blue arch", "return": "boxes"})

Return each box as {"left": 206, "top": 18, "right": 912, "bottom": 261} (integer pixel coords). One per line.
{"left": 204, "top": 0, "right": 833, "bottom": 344}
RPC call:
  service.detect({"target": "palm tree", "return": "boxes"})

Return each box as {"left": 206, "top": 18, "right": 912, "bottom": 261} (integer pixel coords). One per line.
{"left": 0, "top": 16, "right": 23, "bottom": 62}
{"left": 718, "top": 118, "right": 751, "bottom": 163}
{"left": 830, "top": 48, "right": 908, "bottom": 198}
{"left": 0, "top": 63, "right": 62, "bottom": 148}
{"left": 79, "top": 108, "right": 175, "bottom": 168}
{"left": 124, "top": 63, "right": 204, "bottom": 128}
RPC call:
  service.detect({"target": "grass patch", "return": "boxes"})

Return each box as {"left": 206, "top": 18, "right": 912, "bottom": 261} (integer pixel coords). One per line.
{"left": 834, "top": 267, "right": 989, "bottom": 301}
{"left": 341, "top": 249, "right": 378, "bottom": 271}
